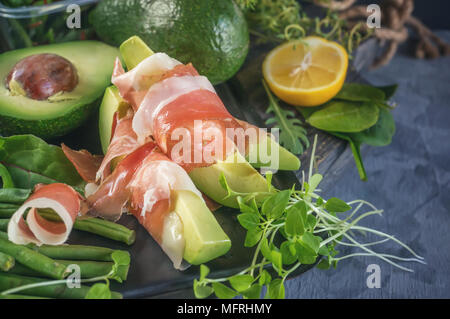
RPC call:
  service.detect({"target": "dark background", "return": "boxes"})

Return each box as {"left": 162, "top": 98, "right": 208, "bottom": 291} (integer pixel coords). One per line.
{"left": 285, "top": 0, "right": 450, "bottom": 298}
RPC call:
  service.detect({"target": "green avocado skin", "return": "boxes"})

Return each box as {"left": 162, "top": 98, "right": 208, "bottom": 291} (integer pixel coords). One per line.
{"left": 90, "top": 0, "right": 249, "bottom": 84}
{"left": 0, "top": 98, "right": 99, "bottom": 138}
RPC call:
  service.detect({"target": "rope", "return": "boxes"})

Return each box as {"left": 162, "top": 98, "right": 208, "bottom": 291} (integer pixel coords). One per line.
{"left": 315, "top": 0, "right": 450, "bottom": 69}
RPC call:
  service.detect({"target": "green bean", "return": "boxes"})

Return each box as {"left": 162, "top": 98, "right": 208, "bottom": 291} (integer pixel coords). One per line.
{"left": 0, "top": 273, "right": 122, "bottom": 299}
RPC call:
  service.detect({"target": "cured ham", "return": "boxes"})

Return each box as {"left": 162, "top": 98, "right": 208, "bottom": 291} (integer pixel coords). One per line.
{"left": 87, "top": 142, "right": 158, "bottom": 221}
{"left": 127, "top": 155, "right": 203, "bottom": 269}
{"left": 61, "top": 144, "right": 103, "bottom": 183}
{"left": 96, "top": 110, "right": 141, "bottom": 182}
{"left": 132, "top": 75, "right": 218, "bottom": 142}
{"left": 8, "top": 183, "right": 81, "bottom": 246}
{"left": 86, "top": 141, "right": 204, "bottom": 269}
{"left": 151, "top": 88, "right": 243, "bottom": 170}
{"left": 111, "top": 53, "right": 181, "bottom": 109}
{"left": 112, "top": 55, "right": 261, "bottom": 170}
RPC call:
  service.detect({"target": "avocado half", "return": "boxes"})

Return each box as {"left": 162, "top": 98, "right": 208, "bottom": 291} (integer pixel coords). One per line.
{"left": 0, "top": 41, "right": 119, "bottom": 138}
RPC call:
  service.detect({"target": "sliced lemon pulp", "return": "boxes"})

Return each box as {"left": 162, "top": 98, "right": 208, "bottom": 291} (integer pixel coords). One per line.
{"left": 263, "top": 36, "right": 348, "bottom": 107}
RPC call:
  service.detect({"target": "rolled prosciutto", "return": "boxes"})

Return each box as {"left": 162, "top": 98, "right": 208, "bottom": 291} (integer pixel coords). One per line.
{"left": 111, "top": 53, "right": 259, "bottom": 171}
{"left": 8, "top": 183, "right": 82, "bottom": 246}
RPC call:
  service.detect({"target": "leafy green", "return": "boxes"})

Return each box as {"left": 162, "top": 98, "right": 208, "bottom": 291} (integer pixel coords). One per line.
{"left": 300, "top": 232, "right": 321, "bottom": 253}
{"left": 267, "top": 279, "right": 285, "bottom": 299}
{"left": 334, "top": 83, "right": 386, "bottom": 102}
{"left": 259, "top": 269, "right": 271, "bottom": 285}
{"left": 295, "top": 82, "right": 397, "bottom": 181}
{"left": 212, "top": 282, "right": 238, "bottom": 299}
{"left": 194, "top": 136, "right": 423, "bottom": 299}
{"left": 348, "top": 107, "right": 396, "bottom": 146}
{"left": 331, "top": 132, "right": 367, "bottom": 181}
{"left": 193, "top": 279, "right": 214, "bottom": 299}
{"left": 242, "top": 284, "right": 262, "bottom": 299}
{"left": 377, "top": 84, "right": 398, "bottom": 100}
{"left": 109, "top": 251, "right": 131, "bottom": 283}
{"left": 307, "top": 101, "right": 380, "bottom": 133}
{"left": 229, "top": 274, "right": 254, "bottom": 292}
{"left": 261, "top": 189, "right": 291, "bottom": 219}
{"left": 85, "top": 283, "right": 112, "bottom": 299}
{"left": 0, "top": 135, "right": 84, "bottom": 190}
{"left": 280, "top": 241, "right": 297, "bottom": 265}
{"left": 199, "top": 264, "right": 210, "bottom": 281}
{"left": 295, "top": 241, "right": 317, "bottom": 264}
{"left": 237, "top": 213, "right": 260, "bottom": 230}
{"left": 245, "top": 228, "right": 263, "bottom": 247}
{"left": 284, "top": 202, "right": 306, "bottom": 236}
{"left": 263, "top": 80, "right": 309, "bottom": 155}
{"left": 325, "top": 197, "right": 352, "bottom": 213}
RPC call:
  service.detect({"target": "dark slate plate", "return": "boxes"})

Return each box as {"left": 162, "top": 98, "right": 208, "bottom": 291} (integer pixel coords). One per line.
{"left": 46, "top": 48, "right": 371, "bottom": 298}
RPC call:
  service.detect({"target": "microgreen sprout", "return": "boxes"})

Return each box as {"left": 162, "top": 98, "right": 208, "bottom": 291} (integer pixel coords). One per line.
{"left": 194, "top": 135, "right": 424, "bottom": 299}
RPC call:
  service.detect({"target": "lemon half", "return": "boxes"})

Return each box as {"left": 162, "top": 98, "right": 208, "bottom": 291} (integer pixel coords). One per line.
{"left": 263, "top": 36, "right": 348, "bottom": 107}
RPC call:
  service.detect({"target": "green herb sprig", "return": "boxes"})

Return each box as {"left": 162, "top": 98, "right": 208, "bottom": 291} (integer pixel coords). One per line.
{"left": 237, "top": 0, "right": 373, "bottom": 54}
{"left": 263, "top": 80, "right": 309, "bottom": 155}
{"left": 194, "top": 135, "right": 424, "bottom": 299}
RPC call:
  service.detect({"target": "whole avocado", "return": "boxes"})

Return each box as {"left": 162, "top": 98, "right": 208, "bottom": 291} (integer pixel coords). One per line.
{"left": 90, "top": 0, "right": 249, "bottom": 84}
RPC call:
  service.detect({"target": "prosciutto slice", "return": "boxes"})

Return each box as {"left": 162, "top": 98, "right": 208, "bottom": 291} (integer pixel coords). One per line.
{"left": 154, "top": 91, "right": 247, "bottom": 170}
{"left": 112, "top": 53, "right": 181, "bottom": 109}
{"left": 8, "top": 183, "right": 81, "bottom": 246}
{"left": 61, "top": 144, "right": 103, "bottom": 183}
{"left": 87, "top": 142, "right": 158, "bottom": 221}
{"left": 96, "top": 110, "right": 141, "bottom": 182}
{"left": 128, "top": 155, "right": 204, "bottom": 269}
{"left": 86, "top": 137, "right": 204, "bottom": 268}
{"left": 132, "top": 75, "right": 217, "bottom": 143}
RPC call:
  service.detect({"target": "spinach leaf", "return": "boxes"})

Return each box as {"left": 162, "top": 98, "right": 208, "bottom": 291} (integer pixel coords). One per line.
{"left": 376, "top": 84, "right": 398, "bottom": 100}
{"left": 349, "top": 107, "right": 395, "bottom": 146}
{"left": 330, "top": 132, "right": 367, "bottom": 181}
{"left": 307, "top": 101, "right": 380, "bottom": 133}
{"left": 296, "top": 104, "right": 324, "bottom": 120}
{"left": 334, "top": 83, "right": 386, "bottom": 102}
{"left": 0, "top": 135, "right": 84, "bottom": 189}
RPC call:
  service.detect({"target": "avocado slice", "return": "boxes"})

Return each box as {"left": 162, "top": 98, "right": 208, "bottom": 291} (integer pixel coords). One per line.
{"left": 246, "top": 135, "right": 301, "bottom": 171}
{"left": 189, "top": 151, "right": 272, "bottom": 208}
{"left": 0, "top": 41, "right": 119, "bottom": 138}
{"left": 99, "top": 86, "right": 131, "bottom": 154}
{"left": 174, "top": 190, "right": 231, "bottom": 264}
{"left": 120, "top": 36, "right": 154, "bottom": 71}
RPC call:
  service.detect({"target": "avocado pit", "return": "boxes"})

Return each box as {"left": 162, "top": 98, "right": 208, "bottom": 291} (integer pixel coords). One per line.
{"left": 5, "top": 53, "right": 78, "bottom": 101}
